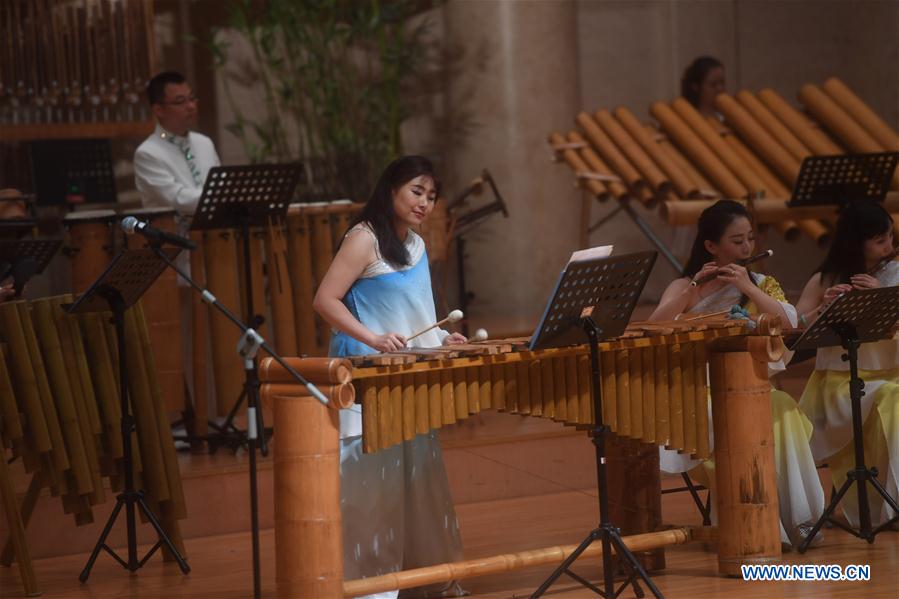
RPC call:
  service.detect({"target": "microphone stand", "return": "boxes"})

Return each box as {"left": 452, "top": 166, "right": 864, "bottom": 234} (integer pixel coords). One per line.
{"left": 147, "top": 244, "right": 327, "bottom": 599}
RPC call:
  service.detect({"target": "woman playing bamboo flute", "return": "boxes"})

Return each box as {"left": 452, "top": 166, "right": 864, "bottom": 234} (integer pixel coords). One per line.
{"left": 649, "top": 199, "right": 825, "bottom": 547}
{"left": 314, "top": 156, "right": 466, "bottom": 599}
{"left": 796, "top": 199, "right": 899, "bottom": 528}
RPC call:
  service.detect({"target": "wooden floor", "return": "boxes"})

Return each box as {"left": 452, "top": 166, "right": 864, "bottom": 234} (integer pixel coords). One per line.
{"left": 4, "top": 480, "right": 898, "bottom": 598}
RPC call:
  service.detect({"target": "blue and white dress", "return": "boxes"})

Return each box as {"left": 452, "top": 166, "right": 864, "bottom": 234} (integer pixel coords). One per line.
{"left": 331, "top": 223, "right": 463, "bottom": 598}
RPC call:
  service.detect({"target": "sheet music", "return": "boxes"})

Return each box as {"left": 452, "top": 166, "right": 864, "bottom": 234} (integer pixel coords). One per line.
{"left": 568, "top": 245, "right": 613, "bottom": 264}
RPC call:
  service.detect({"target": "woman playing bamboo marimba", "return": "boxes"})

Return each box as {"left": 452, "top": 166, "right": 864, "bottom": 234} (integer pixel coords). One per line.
{"left": 650, "top": 199, "right": 825, "bottom": 547}
{"left": 313, "top": 155, "right": 466, "bottom": 598}
{"left": 796, "top": 199, "right": 899, "bottom": 527}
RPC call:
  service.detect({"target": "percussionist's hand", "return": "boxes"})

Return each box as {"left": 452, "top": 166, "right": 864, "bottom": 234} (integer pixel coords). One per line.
{"left": 370, "top": 332, "right": 407, "bottom": 352}
{"left": 443, "top": 332, "right": 467, "bottom": 345}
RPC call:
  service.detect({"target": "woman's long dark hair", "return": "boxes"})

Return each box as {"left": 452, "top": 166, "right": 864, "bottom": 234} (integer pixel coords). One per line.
{"left": 681, "top": 56, "right": 723, "bottom": 108}
{"left": 349, "top": 155, "right": 440, "bottom": 268}
{"left": 816, "top": 200, "right": 893, "bottom": 285}
{"left": 683, "top": 200, "right": 752, "bottom": 278}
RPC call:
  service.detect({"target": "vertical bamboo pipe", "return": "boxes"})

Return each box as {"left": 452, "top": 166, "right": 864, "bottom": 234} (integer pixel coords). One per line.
{"left": 310, "top": 205, "right": 335, "bottom": 355}
{"left": 274, "top": 393, "right": 343, "bottom": 598}
{"left": 286, "top": 205, "right": 318, "bottom": 355}
{"left": 708, "top": 338, "right": 780, "bottom": 576}
{"left": 189, "top": 230, "right": 209, "bottom": 438}
{"left": 822, "top": 77, "right": 899, "bottom": 151}
{"left": 203, "top": 230, "right": 244, "bottom": 416}
{"left": 266, "top": 219, "right": 298, "bottom": 357}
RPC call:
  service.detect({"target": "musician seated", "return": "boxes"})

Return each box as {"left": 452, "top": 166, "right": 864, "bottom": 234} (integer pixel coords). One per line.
{"left": 313, "top": 156, "right": 465, "bottom": 598}
{"left": 681, "top": 56, "right": 725, "bottom": 118}
{"left": 795, "top": 199, "right": 899, "bottom": 527}
{"left": 649, "top": 199, "right": 825, "bottom": 547}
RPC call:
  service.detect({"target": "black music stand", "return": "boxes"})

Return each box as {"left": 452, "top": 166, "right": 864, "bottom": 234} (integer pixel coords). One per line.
{"left": 191, "top": 163, "right": 301, "bottom": 453}
{"left": 0, "top": 238, "right": 61, "bottom": 297}
{"left": 791, "top": 287, "right": 899, "bottom": 552}
{"left": 191, "top": 163, "right": 302, "bottom": 599}
{"left": 145, "top": 238, "right": 328, "bottom": 599}
{"left": 30, "top": 139, "right": 117, "bottom": 206}
{"left": 530, "top": 250, "right": 661, "bottom": 599}
{"left": 788, "top": 152, "right": 898, "bottom": 208}
{"left": 69, "top": 248, "right": 191, "bottom": 581}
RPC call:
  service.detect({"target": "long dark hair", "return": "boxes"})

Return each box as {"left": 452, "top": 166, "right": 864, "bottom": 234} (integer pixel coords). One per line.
{"left": 816, "top": 200, "right": 893, "bottom": 285}
{"left": 683, "top": 200, "right": 752, "bottom": 278}
{"left": 681, "top": 56, "right": 723, "bottom": 108}
{"left": 349, "top": 155, "right": 440, "bottom": 267}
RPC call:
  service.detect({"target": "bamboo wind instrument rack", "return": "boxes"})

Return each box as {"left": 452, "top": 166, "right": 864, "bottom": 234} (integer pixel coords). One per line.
{"left": 551, "top": 77, "right": 899, "bottom": 248}
{"left": 0, "top": 295, "right": 187, "bottom": 596}
{"left": 0, "top": 0, "right": 156, "bottom": 141}
{"left": 260, "top": 316, "right": 787, "bottom": 596}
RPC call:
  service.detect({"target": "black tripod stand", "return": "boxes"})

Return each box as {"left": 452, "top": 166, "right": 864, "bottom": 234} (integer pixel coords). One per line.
{"left": 147, "top": 239, "right": 328, "bottom": 599}
{"left": 792, "top": 287, "right": 899, "bottom": 552}
{"left": 70, "top": 248, "right": 191, "bottom": 581}
{"left": 529, "top": 249, "right": 660, "bottom": 598}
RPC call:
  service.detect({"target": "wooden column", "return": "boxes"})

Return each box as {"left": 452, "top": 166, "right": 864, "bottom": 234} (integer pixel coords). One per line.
{"left": 708, "top": 331, "right": 782, "bottom": 576}
{"left": 605, "top": 434, "right": 665, "bottom": 571}
{"left": 274, "top": 393, "right": 343, "bottom": 598}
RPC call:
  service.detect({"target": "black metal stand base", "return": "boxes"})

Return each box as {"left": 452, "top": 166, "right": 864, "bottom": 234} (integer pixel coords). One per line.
{"left": 531, "top": 316, "right": 663, "bottom": 599}
{"left": 531, "top": 522, "right": 660, "bottom": 599}
{"left": 798, "top": 464, "right": 899, "bottom": 552}
{"left": 79, "top": 489, "right": 190, "bottom": 581}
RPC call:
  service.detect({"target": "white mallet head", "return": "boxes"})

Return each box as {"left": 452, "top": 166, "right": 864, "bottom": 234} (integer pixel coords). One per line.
{"left": 473, "top": 328, "right": 488, "bottom": 341}
{"left": 447, "top": 309, "right": 464, "bottom": 323}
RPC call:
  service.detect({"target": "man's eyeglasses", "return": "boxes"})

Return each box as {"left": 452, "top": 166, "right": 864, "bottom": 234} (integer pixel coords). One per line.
{"left": 164, "top": 94, "right": 199, "bottom": 106}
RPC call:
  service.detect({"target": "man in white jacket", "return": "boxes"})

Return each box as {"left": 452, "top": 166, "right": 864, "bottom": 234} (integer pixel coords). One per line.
{"left": 134, "top": 71, "right": 221, "bottom": 424}
{"left": 134, "top": 71, "right": 221, "bottom": 219}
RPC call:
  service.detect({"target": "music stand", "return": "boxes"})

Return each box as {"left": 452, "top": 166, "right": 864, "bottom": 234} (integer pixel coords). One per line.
{"left": 191, "top": 163, "right": 301, "bottom": 452}
{"left": 530, "top": 250, "right": 661, "bottom": 599}
{"left": 791, "top": 287, "right": 899, "bottom": 552}
{"left": 69, "top": 248, "right": 190, "bottom": 581}
{"left": 0, "top": 238, "right": 61, "bottom": 297}
{"left": 192, "top": 163, "right": 301, "bottom": 599}
{"left": 29, "top": 139, "right": 117, "bottom": 206}
{"left": 787, "top": 152, "right": 898, "bottom": 207}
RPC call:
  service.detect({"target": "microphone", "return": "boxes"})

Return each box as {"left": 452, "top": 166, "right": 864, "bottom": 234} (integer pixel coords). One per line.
{"left": 121, "top": 216, "right": 197, "bottom": 250}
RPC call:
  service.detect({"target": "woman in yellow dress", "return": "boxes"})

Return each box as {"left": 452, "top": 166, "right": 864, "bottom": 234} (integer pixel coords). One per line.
{"left": 796, "top": 199, "right": 899, "bottom": 528}
{"left": 650, "top": 199, "right": 825, "bottom": 546}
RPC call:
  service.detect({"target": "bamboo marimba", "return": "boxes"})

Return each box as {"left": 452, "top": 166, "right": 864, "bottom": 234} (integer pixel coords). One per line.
{"left": 0, "top": 295, "right": 187, "bottom": 596}
{"left": 260, "top": 317, "right": 786, "bottom": 597}
{"left": 552, "top": 77, "right": 899, "bottom": 248}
